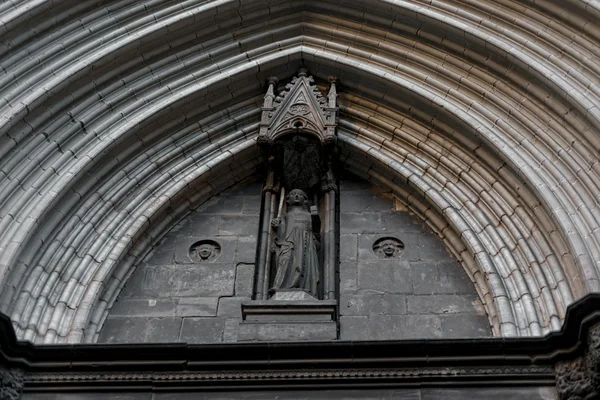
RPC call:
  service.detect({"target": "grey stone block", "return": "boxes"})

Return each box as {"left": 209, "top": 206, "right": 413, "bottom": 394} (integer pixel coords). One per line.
{"left": 144, "top": 235, "right": 176, "bottom": 265}
{"left": 174, "top": 236, "right": 236, "bottom": 264}
{"left": 340, "top": 193, "right": 393, "bottom": 212}
{"left": 379, "top": 211, "right": 424, "bottom": 233}
{"left": 98, "top": 317, "right": 182, "bottom": 343}
{"left": 407, "top": 294, "right": 485, "bottom": 315}
{"left": 357, "top": 260, "right": 412, "bottom": 293}
{"left": 172, "top": 264, "right": 236, "bottom": 297}
{"left": 175, "top": 297, "right": 219, "bottom": 317}
{"left": 235, "top": 263, "right": 255, "bottom": 296}
{"left": 412, "top": 261, "right": 475, "bottom": 295}
{"left": 179, "top": 317, "right": 226, "bottom": 343}
{"left": 340, "top": 261, "right": 358, "bottom": 292}
{"left": 199, "top": 196, "right": 243, "bottom": 214}
{"left": 217, "top": 296, "right": 248, "bottom": 317}
{"left": 242, "top": 196, "right": 261, "bottom": 215}
{"left": 420, "top": 387, "right": 557, "bottom": 400}
{"left": 340, "top": 293, "right": 406, "bottom": 316}
{"left": 222, "top": 318, "right": 240, "bottom": 342}
{"left": 184, "top": 214, "right": 220, "bottom": 236}
{"left": 138, "top": 266, "right": 175, "bottom": 298}
{"left": 439, "top": 313, "right": 491, "bottom": 338}
{"left": 341, "top": 212, "right": 387, "bottom": 234}
{"left": 340, "top": 314, "right": 443, "bottom": 340}
{"left": 219, "top": 215, "right": 259, "bottom": 236}
{"left": 235, "top": 236, "right": 257, "bottom": 264}
{"left": 119, "top": 266, "right": 151, "bottom": 298}
{"left": 419, "top": 233, "right": 453, "bottom": 260}
{"left": 340, "top": 234, "right": 358, "bottom": 262}
{"left": 108, "top": 298, "right": 177, "bottom": 317}
{"left": 238, "top": 321, "right": 337, "bottom": 341}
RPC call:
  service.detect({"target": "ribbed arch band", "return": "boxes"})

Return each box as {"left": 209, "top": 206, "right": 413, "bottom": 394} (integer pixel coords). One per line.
{"left": 0, "top": 0, "right": 598, "bottom": 342}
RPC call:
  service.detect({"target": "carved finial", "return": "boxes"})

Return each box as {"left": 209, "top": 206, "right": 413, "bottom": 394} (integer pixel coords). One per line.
{"left": 298, "top": 68, "right": 308, "bottom": 77}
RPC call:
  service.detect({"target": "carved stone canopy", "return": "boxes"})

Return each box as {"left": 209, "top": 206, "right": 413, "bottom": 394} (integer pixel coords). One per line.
{"left": 259, "top": 69, "right": 338, "bottom": 146}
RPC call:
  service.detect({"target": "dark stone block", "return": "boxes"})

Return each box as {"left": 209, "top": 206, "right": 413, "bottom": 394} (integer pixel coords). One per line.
{"left": 184, "top": 214, "right": 220, "bottom": 236}
{"left": 242, "top": 196, "right": 261, "bottom": 215}
{"left": 235, "top": 236, "right": 257, "bottom": 264}
{"left": 379, "top": 211, "right": 424, "bottom": 233}
{"left": 175, "top": 298, "right": 219, "bottom": 317}
{"left": 419, "top": 232, "right": 453, "bottom": 260}
{"left": 172, "top": 264, "right": 236, "bottom": 297}
{"left": 219, "top": 215, "right": 259, "bottom": 236}
{"left": 340, "top": 261, "right": 358, "bottom": 292}
{"left": 217, "top": 296, "right": 248, "bottom": 317}
{"left": 139, "top": 266, "right": 175, "bottom": 298}
{"left": 235, "top": 263, "right": 255, "bottom": 296}
{"left": 340, "top": 193, "right": 393, "bottom": 212}
{"left": 340, "top": 293, "right": 406, "bottom": 316}
{"left": 118, "top": 265, "right": 150, "bottom": 298}
{"left": 340, "top": 234, "right": 358, "bottom": 262}
{"left": 420, "top": 387, "right": 557, "bottom": 400}
{"left": 98, "top": 317, "right": 182, "bottom": 343}
{"left": 439, "top": 313, "right": 491, "bottom": 337}
{"left": 340, "top": 314, "right": 443, "bottom": 340}
{"left": 221, "top": 181, "right": 262, "bottom": 196}
{"left": 238, "top": 321, "right": 337, "bottom": 341}
{"left": 340, "top": 212, "right": 384, "bottom": 234}
{"left": 198, "top": 196, "right": 243, "bottom": 214}
{"left": 407, "top": 294, "right": 485, "bottom": 315}
{"left": 144, "top": 235, "right": 176, "bottom": 265}
{"left": 108, "top": 298, "right": 178, "bottom": 317}
{"left": 357, "top": 260, "right": 412, "bottom": 293}
{"left": 153, "top": 389, "right": 421, "bottom": 400}
{"left": 179, "top": 317, "right": 226, "bottom": 343}
{"left": 174, "top": 236, "right": 236, "bottom": 264}
{"left": 412, "top": 261, "right": 475, "bottom": 295}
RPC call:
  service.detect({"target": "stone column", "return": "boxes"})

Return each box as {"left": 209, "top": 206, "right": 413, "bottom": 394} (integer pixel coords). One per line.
{"left": 255, "top": 161, "right": 276, "bottom": 300}
{"left": 321, "top": 167, "right": 337, "bottom": 301}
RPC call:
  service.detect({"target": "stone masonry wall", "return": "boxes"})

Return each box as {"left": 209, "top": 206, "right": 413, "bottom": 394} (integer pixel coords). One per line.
{"left": 99, "top": 175, "right": 491, "bottom": 343}
{"left": 98, "top": 179, "right": 261, "bottom": 343}
{"left": 338, "top": 175, "right": 491, "bottom": 340}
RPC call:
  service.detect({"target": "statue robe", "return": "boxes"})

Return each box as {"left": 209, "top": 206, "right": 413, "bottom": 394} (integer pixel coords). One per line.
{"left": 271, "top": 206, "right": 320, "bottom": 298}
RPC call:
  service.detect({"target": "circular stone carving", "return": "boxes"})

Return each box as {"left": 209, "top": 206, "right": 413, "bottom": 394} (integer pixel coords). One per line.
{"left": 189, "top": 240, "right": 221, "bottom": 262}
{"left": 373, "top": 237, "right": 405, "bottom": 259}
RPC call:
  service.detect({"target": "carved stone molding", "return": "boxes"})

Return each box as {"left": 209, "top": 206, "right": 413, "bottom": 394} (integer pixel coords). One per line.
{"left": 555, "top": 323, "right": 600, "bottom": 400}
{"left": 0, "top": 366, "right": 23, "bottom": 400}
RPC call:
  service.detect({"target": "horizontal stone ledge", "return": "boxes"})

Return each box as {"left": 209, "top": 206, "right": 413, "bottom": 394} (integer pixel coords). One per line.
{"left": 241, "top": 300, "right": 338, "bottom": 322}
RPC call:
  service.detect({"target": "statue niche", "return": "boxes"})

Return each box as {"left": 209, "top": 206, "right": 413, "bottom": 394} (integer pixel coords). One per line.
{"left": 270, "top": 189, "right": 321, "bottom": 299}
{"left": 240, "top": 69, "right": 339, "bottom": 341}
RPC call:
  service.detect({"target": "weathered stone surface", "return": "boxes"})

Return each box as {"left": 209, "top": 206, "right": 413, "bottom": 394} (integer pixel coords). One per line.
{"left": 272, "top": 290, "right": 316, "bottom": 301}
{"left": 171, "top": 264, "right": 236, "bottom": 297}
{"left": 219, "top": 215, "right": 259, "bottom": 236}
{"left": 183, "top": 214, "right": 220, "bottom": 236}
{"left": 0, "top": 366, "right": 23, "bottom": 400}
{"left": 222, "top": 318, "right": 240, "bottom": 342}
{"left": 341, "top": 314, "right": 442, "bottom": 340}
{"left": 340, "top": 234, "right": 358, "bottom": 262}
{"left": 175, "top": 298, "right": 219, "bottom": 317}
{"left": 199, "top": 196, "right": 243, "bottom": 214}
{"left": 340, "top": 193, "right": 393, "bottom": 212}
{"left": 108, "top": 298, "right": 178, "bottom": 317}
{"left": 340, "top": 261, "right": 358, "bottom": 292}
{"left": 340, "top": 212, "right": 386, "bottom": 234}
{"left": 420, "top": 387, "right": 557, "bottom": 400}
{"left": 235, "top": 236, "right": 257, "bottom": 264}
{"left": 98, "top": 317, "right": 182, "bottom": 343}
{"left": 180, "top": 317, "right": 225, "bottom": 343}
{"left": 419, "top": 233, "right": 453, "bottom": 260}
{"left": 23, "top": 394, "right": 151, "bottom": 400}
{"left": 411, "top": 262, "right": 475, "bottom": 295}
{"left": 217, "top": 296, "right": 249, "bottom": 317}
{"left": 242, "top": 196, "right": 261, "bottom": 215}
{"left": 357, "top": 260, "right": 412, "bottom": 294}
{"left": 407, "top": 294, "right": 484, "bottom": 315}
{"left": 238, "top": 322, "right": 337, "bottom": 341}
{"left": 235, "top": 263, "right": 255, "bottom": 296}
{"left": 340, "top": 293, "right": 406, "bottom": 316}
{"left": 144, "top": 236, "right": 176, "bottom": 265}
{"left": 439, "top": 314, "right": 491, "bottom": 338}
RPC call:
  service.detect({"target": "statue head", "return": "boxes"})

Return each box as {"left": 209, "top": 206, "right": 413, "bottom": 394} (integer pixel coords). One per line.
{"left": 286, "top": 189, "right": 308, "bottom": 208}
{"left": 373, "top": 237, "right": 404, "bottom": 258}
{"left": 380, "top": 240, "right": 398, "bottom": 257}
{"left": 197, "top": 244, "right": 214, "bottom": 260}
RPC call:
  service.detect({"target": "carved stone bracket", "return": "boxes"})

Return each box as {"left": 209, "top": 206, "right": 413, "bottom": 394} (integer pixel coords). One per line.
{"left": 555, "top": 322, "right": 600, "bottom": 400}
{"left": 0, "top": 366, "right": 23, "bottom": 400}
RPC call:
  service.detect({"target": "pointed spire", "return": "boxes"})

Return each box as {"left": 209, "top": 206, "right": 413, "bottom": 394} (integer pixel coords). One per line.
{"left": 257, "top": 69, "right": 338, "bottom": 146}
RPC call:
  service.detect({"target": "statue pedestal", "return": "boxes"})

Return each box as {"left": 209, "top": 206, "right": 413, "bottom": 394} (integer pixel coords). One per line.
{"left": 239, "top": 293, "right": 337, "bottom": 342}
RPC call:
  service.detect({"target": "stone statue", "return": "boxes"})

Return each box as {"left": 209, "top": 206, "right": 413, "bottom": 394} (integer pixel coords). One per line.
{"left": 270, "top": 189, "right": 320, "bottom": 298}
{"left": 373, "top": 237, "right": 404, "bottom": 258}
